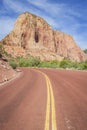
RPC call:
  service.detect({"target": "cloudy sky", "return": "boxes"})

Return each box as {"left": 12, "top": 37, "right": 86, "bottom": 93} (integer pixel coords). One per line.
{"left": 0, "top": 0, "right": 87, "bottom": 49}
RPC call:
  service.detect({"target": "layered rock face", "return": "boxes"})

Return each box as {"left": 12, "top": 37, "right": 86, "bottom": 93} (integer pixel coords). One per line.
{"left": 2, "top": 12, "right": 86, "bottom": 61}
{"left": 0, "top": 59, "right": 17, "bottom": 83}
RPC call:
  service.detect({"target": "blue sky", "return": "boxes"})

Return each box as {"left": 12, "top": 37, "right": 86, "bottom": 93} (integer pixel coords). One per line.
{"left": 0, "top": 0, "right": 87, "bottom": 49}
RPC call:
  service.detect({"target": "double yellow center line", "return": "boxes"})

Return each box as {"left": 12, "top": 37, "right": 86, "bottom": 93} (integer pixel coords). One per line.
{"left": 44, "top": 74, "right": 57, "bottom": 130}
{"left": 35, "top": 70, "right": 57, "bottom": 130}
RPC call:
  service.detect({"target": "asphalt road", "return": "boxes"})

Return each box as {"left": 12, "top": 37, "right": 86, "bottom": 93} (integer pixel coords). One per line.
{"left": 0, "top": 68, "right": 87, "bottom": 130}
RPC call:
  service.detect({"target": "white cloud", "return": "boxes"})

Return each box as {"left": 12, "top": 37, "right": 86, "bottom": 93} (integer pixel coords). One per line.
{"left": 27, "top": 0, "right": 66, "bottom": 17}
{"left": 27, "top": 0, "right": 81, "bottom": 18}
{"left": 3, "top": 0, "right": 29, "bottom": 13}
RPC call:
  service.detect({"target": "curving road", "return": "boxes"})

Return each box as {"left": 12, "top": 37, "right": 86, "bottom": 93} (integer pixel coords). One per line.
{"left": 0, "top": 68, "right": 87, "bottom": 130}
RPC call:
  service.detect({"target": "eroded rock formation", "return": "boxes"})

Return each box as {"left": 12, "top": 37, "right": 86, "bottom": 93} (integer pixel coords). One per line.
{"left": 1, "top": 12, "right": 86, "bottom": 61}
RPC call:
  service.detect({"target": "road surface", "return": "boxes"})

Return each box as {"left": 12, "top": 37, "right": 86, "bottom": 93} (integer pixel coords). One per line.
{"left": 0, "top": 68, "right": 87, "bottom": 130}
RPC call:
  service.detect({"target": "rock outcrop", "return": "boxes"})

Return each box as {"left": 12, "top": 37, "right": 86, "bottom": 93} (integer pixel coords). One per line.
{"left": 0, "top": 59, "right": 17, "bottom": 84}
{"left": 1, "top": 12, "right": 86, "bottom": 61}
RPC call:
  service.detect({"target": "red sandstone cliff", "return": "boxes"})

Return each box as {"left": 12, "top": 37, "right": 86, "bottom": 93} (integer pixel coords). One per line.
{"left": 1, "top": 12, "right": 86, "bottom": 61}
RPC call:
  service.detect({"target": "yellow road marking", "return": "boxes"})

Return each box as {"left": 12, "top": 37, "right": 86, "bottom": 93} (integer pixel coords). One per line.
{"left": 44, "top": 75, "right": 50, "bottom": 130}
{"left": 48, "top": 77, "right": 57, "bottom": 130}
{"left": 33, "top": 69, "right": 57, "bottom": 130}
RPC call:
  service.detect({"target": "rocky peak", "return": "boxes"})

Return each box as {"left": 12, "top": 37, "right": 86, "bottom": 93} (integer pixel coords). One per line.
{"left": 1, "top": 12, "right": 86, "bottom": 62}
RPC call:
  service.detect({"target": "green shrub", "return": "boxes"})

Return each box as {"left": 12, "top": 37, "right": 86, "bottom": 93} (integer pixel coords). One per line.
{"left": 9, "top": 60, "right": 18, "bottom": 69}
{"left": 79, "top": 61, "right": 87, "bottom": 70}
{"left": 49, "top": 60, "right": 60, "bottom": 68}
{"left": 59, "top": 60, "right": 71, "bottom": 68}
{"left": 71, "top": 62, "right": 79, "bottom": 69}
{"left": 39, "top": 61, "right": 51, "bottom": 68}
{"left": 39, "top": 60, "right": 60, "bottom": 68}
{"left": 18, "top": 58, "right": 29, "bottom": 67}
{"left": 8, "top": 56, "right": 87, "bottom": 70}
{"left": 28, "top": 56, "right": 40, "bottom": 67}
{"left": 17, "top": 56, "right": 40, "bottom": 67}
